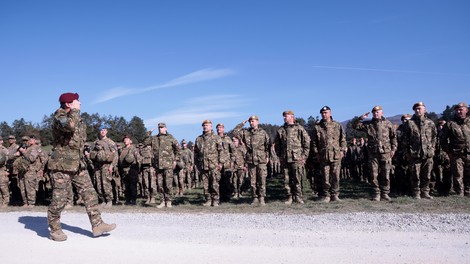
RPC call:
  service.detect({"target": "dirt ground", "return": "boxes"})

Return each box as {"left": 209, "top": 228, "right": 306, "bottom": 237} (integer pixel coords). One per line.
{"left": 2, "top": 210, "right": 469, "bottom": 264}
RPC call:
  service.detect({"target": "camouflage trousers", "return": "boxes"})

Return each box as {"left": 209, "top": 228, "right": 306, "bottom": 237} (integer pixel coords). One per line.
{"left": 248, "top": 163, "right": 267, "bottom": 198}
{"left": 369, "top": 155, "right": 392, "bottom": 195}
{"left": 94, "top": 164, "right": 114, "bottom": 203}
{"left": 47, "top": 169, "right": 102, "bottom": 232}
{"left": 201, "top": 168, "right": 221, "bottom": 202}
{"left": 156, "top": 168, "right": 174, "bottom": 202}
{"left": 0, "top": 168, "right": 9, "bottom": 205}
{"left": 319, "top": 160, "right": 341, "bottom": 196}
{"left": 18, "top": 171, "right": 38, "bottom": 206}
{"left": 283, "top": 162, "right": 304, "bottom": 201}
{"left": 450, "top": 153, "right": 470, "bottom": 196}
{"left": 231, "top": 169, "right": 245, "bottom": 196}
{"left": 175, "top": 168, "right": 186, "bottom": 195}
{"left": 122, "top": 166, "right": 139, "bottom": 203}
{"left": 410, "top": 157, "right": 433, "bottom": 195}
{"left": 141, "top": 165, "right": 156, "bottom": 198}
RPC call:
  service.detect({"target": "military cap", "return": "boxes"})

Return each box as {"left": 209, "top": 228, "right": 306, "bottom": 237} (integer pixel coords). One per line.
{"left": 248, "top": 115, "right": 259, "bottom": 121}
{"left": 216, "top": 123, "right": 224, "bottom": 128}
{"left": 201, "top": 119, "right": 212, "bottom": 125}
{"left": 158, "top": 123, "right": 167, "bottom": 128}
{"left": 455, "top": 102, "right": 468, "bottom": 109}
{"left": 181, "top": 139, "right": 187, "bottom": 144}
{"left": 122, "top": 134, "right": 131, "bottom": 140}
{"left": 8, "top": 135, "right": 15, "bottom": 140}
{"left": 282, "top": 110, "right": 295, "bottom": 116}
{"left": 412, "top": 101, "right": 426, "bottom": 110}
{"left": 401, "top": 114, "right": 411, "bottom": 121}
{"left": 371, "top": 105, "right": 383, "bottom": 112}
{"left": 320, "top": 106, "right": 331, "bottom": 113}
{"left": 22, "top": 136, "right": 30, "bottom": 141}
{"left": 59, "top": 92, "right": 79, "bottom": 103}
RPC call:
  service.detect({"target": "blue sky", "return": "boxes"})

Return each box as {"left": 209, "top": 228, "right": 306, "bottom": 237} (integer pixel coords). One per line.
{"left": 1, "top": 0, "right": 469, "bottom": 142}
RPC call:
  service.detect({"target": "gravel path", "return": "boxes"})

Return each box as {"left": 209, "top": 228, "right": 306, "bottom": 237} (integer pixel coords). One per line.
{"left": 2, "top": 211, "right": 469, "bottom": 264}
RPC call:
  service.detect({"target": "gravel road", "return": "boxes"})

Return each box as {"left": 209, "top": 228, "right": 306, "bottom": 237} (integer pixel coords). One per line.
{"left": 2, "top": 211, "right": 469, "bottom": 264}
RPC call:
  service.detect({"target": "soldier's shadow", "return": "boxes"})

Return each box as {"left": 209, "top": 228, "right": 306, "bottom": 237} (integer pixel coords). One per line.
{"left": 18, "top": 216, "right": 94, "bottom": 239}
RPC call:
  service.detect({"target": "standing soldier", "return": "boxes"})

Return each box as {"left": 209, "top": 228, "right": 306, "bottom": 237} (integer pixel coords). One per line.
{"left": 233, "top": 115, "right": 270, "bottom": 205}
{"left": 119, "top": 135, "right": 140, "bottom": 205}
{"left": 89, "top": 126, "right": 118, "bottom": 207}
{"left": 6, "top": 135, "right": 21, "bottom": 205}
{"left": 194, "top": 120, "right": 225, "bottom": 207}
{"left": 139, "top": 143, "right": 156, "bottom": 204}
{"left": 394, "top": 114, "right": 412, "bottom": 195}
{"left": 144, "top": 123, "right": 180, "bottom": 208}
{"left": 353, "top": 106, "right": 397, "bottom": 201}
{"left": 179, "top": 139, "right": 194, "bottom": 192}
{"left": 231, "top": 137, "right": 247, "bottom": 199}
{"left": 216, "top": 123, "right": 235, "bottom": 202}
{"left": 311, "top": 106, "right": 347, "bottom": 202}
{"left": 0, "top": 138, "right": 9, "bottom": 207}
{"left": 47, "top": 92, "right": 115, "bottom": 241}
{"left": 274, "top": 110, "right": 311, "bottom": 205}
{"left": 441, "top": 102, "right": 470, "bottom": 197}
{"left": 269, "top": 144, "right": 281, "bottom": 177}
{"left": 17, "top": 135, "right": 43, "bottom": 207}
{"left": 433, "top": 119, "right": 451, "bottom": 196}
{"left": 403, "top": 102, "right": 437, "bottom": 199}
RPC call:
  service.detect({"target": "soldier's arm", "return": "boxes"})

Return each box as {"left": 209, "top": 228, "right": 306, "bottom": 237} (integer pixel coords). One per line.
{"left": 55, "top": 108, "right": 80, "bottom": 132}
{"left": 301, "top": 127, "right": 311, "bottom": 161}
{"left": 352, "top": 114, "right": 368, "bottom": 131}
{"left": 339, "top": 124, "right": 347, "bottom": 152}
{"left": 232, "top": 121, "right": 246, "bottom": 139}
{"left": 389, "top": 123, "right": 398, "bottom": 153}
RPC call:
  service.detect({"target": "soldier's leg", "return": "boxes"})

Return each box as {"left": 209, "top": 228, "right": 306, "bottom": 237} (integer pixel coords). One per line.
{"left": 283, "top": 165, "right": 292, "bottom": 203}
{"left": 25, "top": 172, "right": 37, "bottom": 206}
{"left": 18, "top": 174, "right": 27, "bottom": 205}
{"left": 72, "top": 169, "right": 102, "bottom": 227}
{"left": 211, "top": 169, "right": 221, "bottom": 205}
{"left": 450, "top": 156, "right": 464, "bottom": 195}
{"left": 129, "top": 169, "right": 138, "bottom": 204}
{"left": 48, "top": 171, "right": 72, "bottom": 232}
{"left": 419, "top": 157, "right": 434, "bottom": 198}
{"left": 0, "top": 170, "right": 10, "bottom": 206}
{"left": 320, "top": 162, "right": 331, "bottom": 198}
{"left": 330, "top": 160, "right": 341, "bottom": 199}
{"left": 410, "top": 160, "right": 422, "bottom": 198}
{"left": 369, "top": 157, "right": 380, "bottom": 199}
{"left": 201, "top": 170, "right": 211, "bottom": 205}
{"left": 463, "top": 155, "right": 470, "bottom": 196}
{"left": 94, "top": 169, "right": 105, "bottom": 202}
{"left": 258, "top": 164, "right": 267, "bottom": 205}
{"left": 248, "top": 164, "right": 257, "bottom": 200}
{"left": 149, "top": 167, "right": 157, "bottom": 201}
{"left": 102, "top": 165, "right": 114, "bottom": 204}
{"left": 164, "top": 169, "right": 173, "bottom": 204}
{"left": 291, "top": 163, "right": 303, "bottom": 202}
{"left": 156, "top": 170, "right": 165, "bottom": 205}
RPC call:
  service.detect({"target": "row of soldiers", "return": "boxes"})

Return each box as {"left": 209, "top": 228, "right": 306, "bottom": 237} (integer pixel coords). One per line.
{"left": 0, "top": 101, "right": 469, "bottom": 208}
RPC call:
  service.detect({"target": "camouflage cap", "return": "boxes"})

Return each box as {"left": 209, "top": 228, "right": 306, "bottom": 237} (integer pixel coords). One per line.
{"left": 59, "top": 92, "right": 79, "bottom": 103}
{"left": 216, "top": 123, "right": 224, "bottom": 128}
{"left": 22, "top": 136, "right": 30, "bottom": 141}
{"left": 248, "top": 115, "right": 259, "bottom": 121}
{"left": 201, "top": 119, "right": 212, "bottom": 125}
{"left": 401, "top": 114, "right": 412, "bottom": 121}
{"left": 320, "top": 106, "right": 331, "bottom": 113}
{"left": 412, "top": 101, "right": 426, "bottom": 110}
{"left": 8, "top": 135, "right": 15, "bottom": 140}
{"left": 158, "top": 123, "right": 167, "bottom": 128}
{"left": 371, "top": 105, "right": 383, "bottom": 112}
{"left": 282, "top": 110, "right": 295, "bottom": 116}
{"left": 455, "top": 102, "right": 468, "bottom": 109}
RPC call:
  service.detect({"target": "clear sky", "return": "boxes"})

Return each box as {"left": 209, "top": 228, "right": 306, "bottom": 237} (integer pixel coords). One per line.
{"left": 1, "top": 0, "right": 469, "bottom": 142}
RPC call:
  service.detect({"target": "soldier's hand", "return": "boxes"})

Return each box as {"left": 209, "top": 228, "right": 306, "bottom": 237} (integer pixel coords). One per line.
{"left": 361, "top": 112, "right": 370, "bottom": 119}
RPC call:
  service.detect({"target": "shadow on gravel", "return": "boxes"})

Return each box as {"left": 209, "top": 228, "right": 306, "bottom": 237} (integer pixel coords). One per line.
{"left": 18, "top": 216, "right": 94, "bottom": 239}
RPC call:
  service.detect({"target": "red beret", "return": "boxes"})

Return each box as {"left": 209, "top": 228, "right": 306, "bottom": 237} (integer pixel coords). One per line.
{"left": 59, "top": 93, "right": 79, "bottom": 103}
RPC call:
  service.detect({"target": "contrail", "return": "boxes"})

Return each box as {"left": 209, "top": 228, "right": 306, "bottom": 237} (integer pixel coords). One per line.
{"left": 312, "top": 65, "right": 470, "bottom": 76}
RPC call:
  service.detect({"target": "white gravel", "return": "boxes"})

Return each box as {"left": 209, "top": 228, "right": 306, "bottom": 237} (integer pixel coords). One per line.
{"left": 2, "top": 211, "right": 469, "bottom": 264}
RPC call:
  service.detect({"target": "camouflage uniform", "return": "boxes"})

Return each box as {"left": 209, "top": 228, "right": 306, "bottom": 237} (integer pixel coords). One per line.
{"left": 18, "top": 138, "right": 43, "bottom": 206}
{"left": 274, "top": 115, "right": 311, "bottom": 204}
{"left": 90, "top": 137, "right": 117, "bottom": 205}
{"left": 231, "top": 140, "right": 247, "bottom": 198}
{"left": 0, "top": 144, "right": 9, "bottom": 207}
{"left": 441, "top": 109, "right": 470, "bottom": 196}
{"left": 311, "top": 117, "right": 347, "bottom": 201}
{"left": 233, "top": 120, "right": 270, "bottom": 204}
{"left": 47, "top": 106, "right": 107, "bottom": 238}
{"left": 354, "top": 111, "right": 397, "bottom": 200}
{"left": 217, "top": 133, "right": 235, "bottom": 202}
{"left": 194, "top": 124, "right": 225, "bottom": 206}
{"left": 144, "top": 128, "right": 180, "bottom": 207}
{"left": 179, "top": 142, "right": 194, "bottom": 192}
{"left": 393, "top": 115, "right": 411, "bottom": 195}
{"left": 432, "top": 121, "right": 451, "bottom": 195}
{"left": 119, "top": 140, "right": 140, "bottom": 204}
{"left": 403, "top": 109, "right": 437, "bottom": 198}
{"left": 269, "top": 145, "right": 281, "bottom": 177}
{"left": 139, "top": 144, "right": 156, "bottom": 204}
{"left": 6, "top": 138, "right": 21, "bottom": 205}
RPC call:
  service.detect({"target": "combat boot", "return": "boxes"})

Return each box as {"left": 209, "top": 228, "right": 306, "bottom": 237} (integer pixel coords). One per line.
{"left": 259, "top": 197, "right": 266, "bottom": 206}
{"left": 144, "top": 197, "right": 151, "bottom": 205}
{"left": 104, "top": 202, "right": 113, "bottom": 208}
{"left": 297, "top": 197, "right": 305, "bottom": 204}
{"left": 413, "top": 192, "right": 421, "bottom": 199}
{"left": 212, "top": 200, "right": 219, "bottom": 207}
{"left": 202, "top": 200, "right": 212, "bottom": 207}
{"left": 149, "top": 197, "right": 156, "bottom": 204}
{"left": 156, "top": 201, "right": 166, "bottom": 208}
{"left": 50, "top": 229, "right": 67, "bottom": 242}
{"left": 381, "top": 194, "right": 391, "bottom": 201}
{"left": 330, "top": 195, "right": 341, "bottom": 202}
{"left": 284, "top": 196, "right": 293, "bottom": 205}
{"left": 421, "top": 192, "right": 433, "bottom": 200}
{"left": 250, "top": 197, "right": 259, "bottom": 205}
{"left": 319, "top": 195, "right": 330, "bottom": 203}
{"left": 92, "top": 222, "right": 116, "bottom": 237}
{"left": 166, "top": 201, "right": 172, "bottom": 208}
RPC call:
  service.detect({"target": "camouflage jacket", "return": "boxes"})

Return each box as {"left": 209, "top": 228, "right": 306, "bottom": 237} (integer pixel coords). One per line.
{"left": 119, "top": 144, "right": 140, "bottom": 169}
{"left": 219, "top": 134, "right": 235, "bottom": 168}
{"left": 274, "top": 123, "right": 311, "bottom": 164}
{"left": 353, "top": 117, "right": 397, "bottom": 157}
{"left": 311, "top": 118, "right": 347, "bottom": 162}
{"left": 180, "top": 147, "right": 194, "bottom": 168}
{"left": 22, "top": 145, "right": 43, "bottom": 173}
{"left": 144, "top": 133, "right": 180, "bottom": 170}
{"left": 441, "top": 116, "right": 470, "bottom": 156}
{"left": 233, "top": 144, "right": 247, "bottom": 170}
{"left": 194, "top": 131, "right": 224, "bottom": 171}
{"left": 403, "top": 115, "right": 436, "bottom": 159}
{"left": 233, "top": 122, "right": 270, "bottom": 165}
{"left": 90, "top": 137, "right": 118, "bottom": 167}
{"left": 0, "top": 146, "right": 8, "bottom": 168}
{"left": 48, "top": 108, "right": 86, "bottom": 173}
{"left": 139, "top": 145, "right": 154, "bottom": 166}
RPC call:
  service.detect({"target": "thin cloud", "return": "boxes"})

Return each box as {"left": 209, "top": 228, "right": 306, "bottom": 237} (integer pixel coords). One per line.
{"left": 144, "top": 94, "right": 248, "bottom": 127}
{"left": 93, "top": 68, "right": 236, "bottom": 104}
{"left": 312, "top": 65, "right": 470, "bottom": 76}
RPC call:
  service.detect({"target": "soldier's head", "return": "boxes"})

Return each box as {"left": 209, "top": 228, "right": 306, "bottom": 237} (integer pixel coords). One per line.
{"left": 437, "top": 119, "right": 446, "bottom": 129}
{"left": 99, "top": 124, "right": 109, "bottom": 138}
{"left": 282, "top": 110, "right": 295, "bottom": 125}
{"left": 201, "top": 120, "right": 212, "bottom": 133}
{"left": 248, "top": 115, "right": 259, "bottom": 129}
{"left": 7, "top": 135, "right": 16, "bottom": 144}
{"left": 58, "top": 92, "right": 80, "bottom": 111}
{"left": 412, "top": 102, "right": 426, "bottom": 117}
{"left": 454, "top": 102, "right": 468, "bottom": 119}
{"left": 181, "top": 139, "right": 187, "bottom": 149}
{"left": 158, "top": 123, "right": 167, "bottom": 135}
{"left": 27, "top": 135, "right": 37, "bottom": 146}
{"left": 232, "top": 136, "right": 240, "bottom": 147}
{"left": 320, "top": 106, "right": 331, "bottom": 121}
{"left": 122, "top": 135, "right": 132, "bottom": 146}
{"left": 401, "top": 114, "right": 411, "bottom": 124}
{"left": 371, "top": 105, "right": 383, "bottom": 119}
{"left": 216, "top": 123, "right": 225, "bottom": 135}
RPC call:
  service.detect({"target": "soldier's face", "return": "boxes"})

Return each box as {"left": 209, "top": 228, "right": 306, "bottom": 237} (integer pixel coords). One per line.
{"left": 283, "top": 114, "right": 294, "bottom": 125}
{"left": 455, "top": 106, "right": 468, "bottom": 119}
{"left": 321, "top": 110, "right": 331, "bottom": 121}
{"left": 233, "top": 138, "right": 239, "bottom": 147}
{"left": 414, "top": 106, "right": 426, "bottom": 117}
{"left": 202, "top": 123, "right": 212, "bottom": 132}
{"left": 124, "top": 137, "right": 132, "bottom": 146}
{"left": 100, "top": 129, "right": 108, "bottom": 137}
{"left": 249, "top": 119, "right": 259, "bottom": 129}
{"left": 217, "top": 126, "right": 225, "bottom": 135}
{"left": 372, "top": 110, "right": 383, "bottom": 119}
{"left": 159, "top": 126, "right": 167, "bottom": 134}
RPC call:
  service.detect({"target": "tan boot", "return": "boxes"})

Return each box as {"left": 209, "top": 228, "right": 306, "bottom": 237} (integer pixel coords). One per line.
{"left": 202, "top": 200, "right": 212, "bottom": 207}
{"left": 330, "top": 195, "right": 341, "bottom": 202}
{"left": 212, "top": 200, "right": 219, "bottom": 207}
{"left": 284, "top": 196, "right": 293, "bottom": 205}
{"left": 149, "top": 197, "right": 156, "bottom": 204}
{"left": 92, "top": 222, "right": 116, "bottom": 237}
{"left": 166, "top": 201, "right": 172, "bottom": 208}
{"left": 144, "top": 198, "right": 151, "bottom": 205}
{"left": 381, "top": 194, "right": 391, "bottom": 201}
{"left": 259, "top": 197, "right": 266, "bottom": 206}
{"left": 421, "top": 192, "right": 433, "bottom": 200}
{"left": 319, "top": 195, "right": 330, "bottom": 203}
{"left": 371, "top": 194, "right": 380, "bottom": 201}
{"left": 156, "top": 201, "right": 166, "bottom": 208}
{"left": 50, "top": 229, "right": 67, "bottom": 242}
{"left": 250, "top": 197, "right": 259, "bottom": 205}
